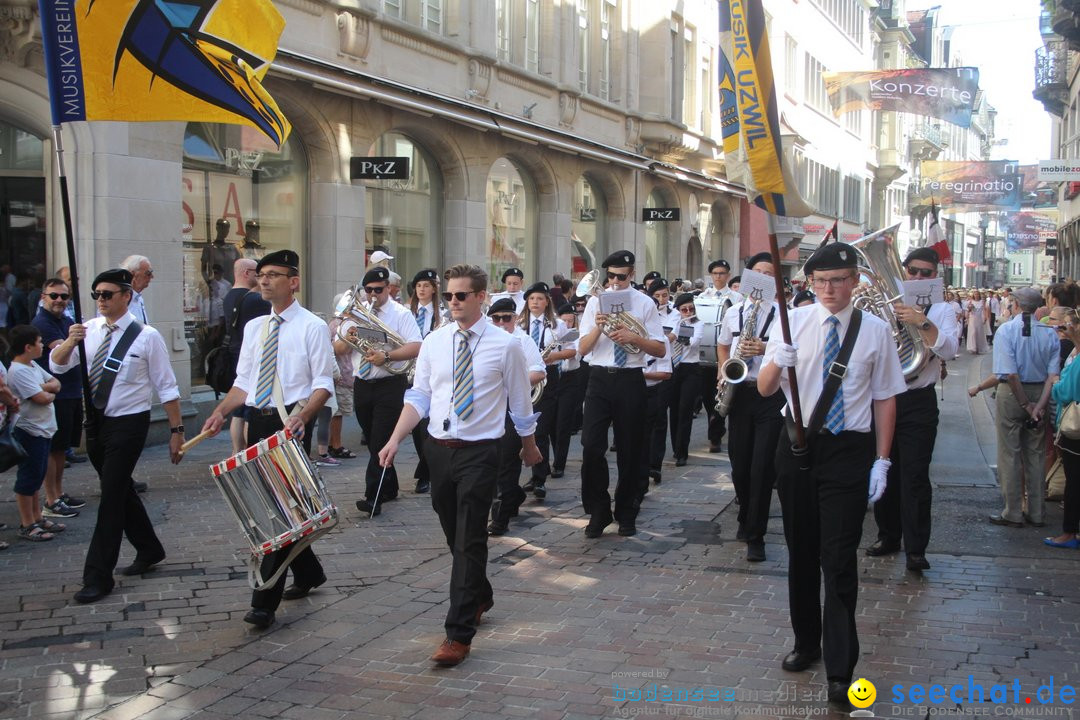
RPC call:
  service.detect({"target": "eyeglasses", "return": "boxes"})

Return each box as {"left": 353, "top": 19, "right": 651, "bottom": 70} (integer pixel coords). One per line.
{"left": 143, "top": 269, "right": 154, "bottom": 278}
{"left": 441, "top": 290, "right": 477, "bottom": 302}
{"left": 711, "top": 270, "right": 729, "bottom": 276}
{"left": 606, "top": 271, "right": 630, "bottom": 281}
{"left": 364, "top": 285, "right": 387, "bottom": 295}
{"left": 255, "top": 271, "right": 293, "bottom": 280}
{"left": 90, "top": 290, "right": 121, "bottom": 300}
{"left": 678, "top": 305, "right": 695, "bottom": 313}
{"left": 46, "top": 292, "right": 71, "bottom": 301}
{"left": 810, "top": 275, "right": 854, "bottom": 289}
{"left": 490, "top": 313, "right": 516, "bottom": 322}
{"left": 906, "top": 266, "right": 935, "bottom": 278}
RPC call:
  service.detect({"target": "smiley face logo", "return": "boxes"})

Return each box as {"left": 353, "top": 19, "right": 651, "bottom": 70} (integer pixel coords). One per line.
{"left": 848, "top": 678, "right": 876, "bottom": 709}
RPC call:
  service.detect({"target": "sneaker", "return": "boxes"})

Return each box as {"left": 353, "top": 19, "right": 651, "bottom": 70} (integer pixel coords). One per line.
{"left": 314, "top": 454, "right": 341, "bottom": 467}
{"left": 59, "top": 494, "right": 86, "bottom": 509}
{"left": 43, "top": 500, "right": 79, "bottom": 518}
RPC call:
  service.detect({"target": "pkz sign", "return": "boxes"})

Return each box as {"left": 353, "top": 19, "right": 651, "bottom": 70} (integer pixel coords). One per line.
{"left": 642, "top": 207, "right": 681, "bottom": 221}
{"left": 350, "top": 156, "right": 411, "bottom": 180}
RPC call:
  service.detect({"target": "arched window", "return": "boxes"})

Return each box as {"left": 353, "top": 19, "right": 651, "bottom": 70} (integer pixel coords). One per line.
{"left": 0, "top": 120, "right": 47, "bottom": 329}
{"left": 570, "top": 175, "right": 606, "bottom": 281}
{"left": 486, "top": 157, "right": 537, "bottom": 287}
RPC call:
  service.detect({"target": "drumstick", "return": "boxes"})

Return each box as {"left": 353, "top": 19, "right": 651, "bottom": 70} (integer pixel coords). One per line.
{"left": 371, "top": 466, "right": 387, "bottom": 518}
{"left": 179, "top": 430, "right": 214, "bottom": 455}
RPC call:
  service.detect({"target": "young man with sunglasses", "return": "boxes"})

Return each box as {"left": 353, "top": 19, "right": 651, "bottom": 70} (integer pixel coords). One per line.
{"left": 342, "top": 266, "right": 422, "bottom": 515}
{"left": 699, "top": 259, "right": 743, "bottom": 453}
{"left": 577, "top": 251, "right": 666, "bottom": 538}
{"left": 32, "top": 278, "right": 86, "bottom": 520}
{"left": 867, "top": 247, "right": 959, "bottom": 573}
{"left": 51, "top": 268, "right": 184, "bottom": 604}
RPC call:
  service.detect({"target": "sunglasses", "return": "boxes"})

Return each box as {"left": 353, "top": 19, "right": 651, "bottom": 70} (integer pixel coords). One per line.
{"left": 606, "top": 271, "right": 630, "bottom": 281}
{"left": 906, "top": 266, "right": 934, "bottom": 278}
{"left": 490, "top": 313, "right": 516, "bottom": 322}
{"left": 678, "top": 305, "right": 695, "bottom": 312}
{"left": 90, "top": 290, "right": 122, "bottom": 300}
{"left": 441, "top": 291, "right": 477, "bottom": 302}
{"left": 46, "top": 292, "right": 71, "bottom": 301}
{"left": 364, "top": 285, "right": 387, "bottom": 294}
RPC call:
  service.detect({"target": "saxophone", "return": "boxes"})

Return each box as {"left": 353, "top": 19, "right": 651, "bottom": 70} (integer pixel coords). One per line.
{"left": 716, "top": 298, "right": 762, "bottom": 417}
{"left": 532, "top": 322, "right": 556, "bottom": 404}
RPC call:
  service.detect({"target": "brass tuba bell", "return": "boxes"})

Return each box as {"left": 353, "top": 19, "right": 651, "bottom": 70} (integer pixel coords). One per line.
{"left": 333, "top": 286, "right": 415, "bottom": 376}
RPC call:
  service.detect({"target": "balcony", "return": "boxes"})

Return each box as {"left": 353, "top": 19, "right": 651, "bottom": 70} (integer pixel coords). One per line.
{"left": 908, "top": 122, "right": 947, "bottom": 161}
{"left": 1034, "top": 41, "right": 1069, "bottom": 117}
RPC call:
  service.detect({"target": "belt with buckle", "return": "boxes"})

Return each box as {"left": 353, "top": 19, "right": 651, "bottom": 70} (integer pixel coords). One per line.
{"left": 601, "top": 366, "right": 641, "bottom": 374}
{"left": 430, "top": 437, "right": 497, "bottom": 449}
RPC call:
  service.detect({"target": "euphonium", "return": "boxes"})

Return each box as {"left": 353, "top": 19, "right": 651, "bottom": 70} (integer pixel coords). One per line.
{"left": 575, "top": 269, "right": 648, "bottom": 354}
{"left": 715, "top": 298, "right": 762, "bottom": 417}
{"left": 849, "top": 224, "right": 930, "bottom": 385}
{"left": 333, "top": 286, "right": 415, "bottom": 376}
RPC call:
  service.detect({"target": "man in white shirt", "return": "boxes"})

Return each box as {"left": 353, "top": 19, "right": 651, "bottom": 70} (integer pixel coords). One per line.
{"left": 699, "top": 259, "right": 743, "bottom": 452}
{"left": 51, "top": 268, "right": 184, "bottom": 604}
{"left": 379, "top": 264, "right": 541, "bottom": 667}
{"left": 758, "top": 242, "right": 906, "bottom": 709}
{"left": 120, "top": 255, "right": 153, "bottom": 324}
{"left": 867, "top": 247, "right": 960, "bottom": 572}
{"left": 342, "top": 266, "right": 422, "bottom": 515}
{"left": 200, "top": 249, "right": 335, "bottom": 630}
{"left": 578, "top": 250, "right": 666, "bottom": 538}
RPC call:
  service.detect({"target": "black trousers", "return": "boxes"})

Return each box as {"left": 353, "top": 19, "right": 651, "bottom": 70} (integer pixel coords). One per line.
{"left": 492, "top": 415, "right": 527, "bottom": 523}
{"left": 246, "top": 410, "right": 325, "bottom": 612}
{"left": 776, "top": 429, "right": 874, "bottom": 684}
{"left": 580, "top": 368, "right": 646, "bottom": 523}
{"left": 873, "top": 385, "right": 938, "bottom": 554}
{"left": 728, "top": 383, "right": 784, "bottom": 542}
{"left": 83, "top": 411, "right": 164, "bottom": 590}
{"left": 700, "top": 363, "right": 725, "bottom": 446}
{"left": 412, "top": 418, "right": 430, "bottom": 482}
{"left": 648, "top": 380, "right": 672, "bottom": 476}
{"left": 531, "top": 366, "right": 560, "bottom": 481}
{"left": 427, "top": 439, "right": 498, "bottom": 644}
{"left": 1059, "top": 437, "right": 1080, "bottom": 534}
{"left": 354, "top": 374, "right": 407, "bottom": 501}
{"left": 553, "top": 367, "right": 585, "bottom": 471}
{"left": 668, "top": 363, "right": 702, "bottom": 460}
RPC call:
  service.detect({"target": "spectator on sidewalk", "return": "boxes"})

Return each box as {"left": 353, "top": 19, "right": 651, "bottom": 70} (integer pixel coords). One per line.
{"left": 222, "top": 258, "right": 271, "bottom": 454}
{"left": 7, "top": 325, "right": 64, "bottom": 542}
{"left": 1047, "top": 309, "right": 1080, "bottom": 549}
{"left": 120, "top": 255, "right": 153, "bottom": 324}
{"left": 325, "top": 296, "right": 356, "bottom": 462}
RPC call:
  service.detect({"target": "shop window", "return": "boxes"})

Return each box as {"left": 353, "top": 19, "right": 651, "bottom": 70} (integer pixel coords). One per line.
{"left": 486, "top": 157, "right": 536, "bottom": 288}
{"left": 0, "top": 121, "right": 46, "bottom": 335}
{"left": 570, "top": 175, "right": 606, "bottom": 281}
{"left": 644, "top": 189, "right": 670, "bottom": 279}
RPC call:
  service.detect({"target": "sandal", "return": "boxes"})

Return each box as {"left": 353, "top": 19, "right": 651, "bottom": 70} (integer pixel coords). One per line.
{"left": 18, "top": 523, "right": 55, "bottom": 542}
{"left": 38, "top": 518, "right": 66, "bottom": 533}
{"left": 328, "top": 446, "right": 356, "bottom": 459}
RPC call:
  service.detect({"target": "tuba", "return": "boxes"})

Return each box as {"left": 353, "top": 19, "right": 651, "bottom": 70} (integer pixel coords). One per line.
{"left": 715, "top": 297, "right": 762, "bottom": 417}
{"left": 333, "top": 286, "right": 415, "bottom": 376}
{"left": 576, "top": 270, "right": 648, "bottom": 354}
{"left": 849, "top": 224, "right": 930, "bottom": 385}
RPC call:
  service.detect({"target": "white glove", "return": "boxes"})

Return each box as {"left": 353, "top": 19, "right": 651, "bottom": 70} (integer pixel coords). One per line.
{"left": 774, "top": 343, "right": 799, "bottom": 369}
{"left": 869, "top": 458, "right": 890, "bottom": 503}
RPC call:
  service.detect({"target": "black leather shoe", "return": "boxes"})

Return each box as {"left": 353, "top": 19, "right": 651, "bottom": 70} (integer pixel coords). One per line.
{"left": 119, "top": 555, "right": 165, "bottom": 576}
{"left": 243, "top": 609, "right": 275, "bottom": 629}
{"left": 533, "top": 483, "right": 547, "bottom": 500}
{"left": 617, "top": 522, "right": 637, "bottom": 536}
{"left": 675, "top": 457, "right": 687, "bottom": 467}
{"left": 781, "top": 648, "right": 821, "bottom": 672}
{"left": 414, "top": 479, "right": 430, "bottom": 494}
{"left": 989, "top": 514, "right": 1023, "bottom": 528}
{"left": 487, "top": 519, "right": 509, "bottom": 536}
{"left": 355, "top": 499, "right": 381, "bottom": 516}
{"left": 283, "top": 573, "right": 327, "bottom": 600}
{"left": 865, "top": 539, "right": 901, "bottom": 557}
{"left": 906, "top": 553, "right": 931, "bottom": 572}
{"left": 735, "top": 524, "right": 748, "bottom": 541}
{"left": 746, "top": 541, "right": 766, "bottom": 563}
{"left": 522, "top": 478, "right": 537, "bottom": 492}
{"left": 133, "top": 481, "right": 148, "bottom": 493}
{"left": 708, "top": 444, "right": 721, "bottom": 453}
{"left": 585, "top": 515, "right": 613, "bottom": 539}
{"left": 551, "top": 468, "right": 564, "bottom": 479}
{"left": 828, "top": 681, "right": 853, "bottom": 710}
{"left": 74, "top": 585, "right": 112, "bottom": 604}
{"left": 650, "top": 471, "right": 661, "bottom": 485}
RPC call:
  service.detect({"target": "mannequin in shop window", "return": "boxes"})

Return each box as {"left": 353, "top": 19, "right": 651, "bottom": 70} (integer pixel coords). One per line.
{"left": 242, "top": 220, "right": 265, "bottom": 261}
{"left": 201, "top": 218, "right": 240, "bottom": 286}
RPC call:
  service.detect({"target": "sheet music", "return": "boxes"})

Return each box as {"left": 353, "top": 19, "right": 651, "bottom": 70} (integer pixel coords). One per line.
{"left": 598, "top": 288, "right": 638, "bottom": 315}
{"left": 739, "top": 269, "right": 781, "bottom": 304}
{"left": 902, "top": 278, "right": 944, "bottom": 306}
{"left": 558, "top": 328, "right": 580, "bottom": 342}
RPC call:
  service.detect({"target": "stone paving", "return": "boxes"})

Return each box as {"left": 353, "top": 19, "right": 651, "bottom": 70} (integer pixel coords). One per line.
{"left": 0, "top": 351, "right": 1077, "bottom": 720}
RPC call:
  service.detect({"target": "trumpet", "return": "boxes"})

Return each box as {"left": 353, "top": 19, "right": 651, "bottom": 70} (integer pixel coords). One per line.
{"left": 575, "top": 270, "right": 647, "bottom": 354}
{"left": 333, "top": 286, "right": 415, "bottom": 376}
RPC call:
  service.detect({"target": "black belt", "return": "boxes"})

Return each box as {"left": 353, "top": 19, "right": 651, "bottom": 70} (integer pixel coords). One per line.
{"left": 430, "top": 437, "right": 498, "bottom": 449}
{"left": 598, "top": 366, "right": 643, "bottom": 374}
{"left": 360, "top": 374, "right": 405, "bottom": 384}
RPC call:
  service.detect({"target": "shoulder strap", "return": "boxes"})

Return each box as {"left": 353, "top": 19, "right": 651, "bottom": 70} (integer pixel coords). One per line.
{"left": 92, "top": 321, "right": 143, "bottom": 410}
{"left": 805, "top": 310, "right": 863, "bottom": 438}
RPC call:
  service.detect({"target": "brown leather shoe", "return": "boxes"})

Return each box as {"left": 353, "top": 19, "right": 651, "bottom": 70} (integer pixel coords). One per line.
{"left": 475, "top": 599, "right": 494, "bottom": 625}
{"left": 430, "top": 639, "right": 470, "bottom": 666}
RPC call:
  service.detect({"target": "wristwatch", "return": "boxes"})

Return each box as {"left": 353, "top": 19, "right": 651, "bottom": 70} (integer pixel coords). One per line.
{"left": 170, "top": 425, "right": 185, "bottom": 434}
{"left": 919, "top": 319, "right": 932, "bottom": 331}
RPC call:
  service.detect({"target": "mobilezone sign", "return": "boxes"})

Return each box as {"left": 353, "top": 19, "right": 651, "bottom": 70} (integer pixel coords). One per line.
{"left": 1038, "top": 160, "right": 1080, "bottom": 182}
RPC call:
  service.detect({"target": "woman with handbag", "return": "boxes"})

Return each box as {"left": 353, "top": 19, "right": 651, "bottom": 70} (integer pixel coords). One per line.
{"left": 1047, "top": 309, "right": 1080, "bottom": 549}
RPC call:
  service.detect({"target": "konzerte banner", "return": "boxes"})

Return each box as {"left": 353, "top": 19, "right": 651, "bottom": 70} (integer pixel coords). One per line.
{"left": 822, "top": 67, "right": 980, "bottom": 128}
{"left": 1004, "top": 212, "right": 1058, "bottom": 252}
{"left": 913, "top": 160, "right": 1022, "bottom": 211}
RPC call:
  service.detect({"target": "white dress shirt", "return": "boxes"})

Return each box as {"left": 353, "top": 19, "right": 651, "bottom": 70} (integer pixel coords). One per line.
{"left": 579, "top": 287, "right": 665, "bottom": 369}
{"left": 352, "top": 298, "right": 423, "bottom": 381}
{"left": 762, "top": 303, "right": 906, "bottom": 433}
{"left": 718, "top": 300, "right": 780, "bottom": 381}
{"left": 699, "top": 286, "right": 744, "bottom": 307}
{"left": 234, "top": 299, "right": 335, "bottom": 407}
{"left": 405, "top": 317, "right": 538, "bottom": 441}
{"left": 50, "top": 312, "right": 180, "bottom": 417}
{"left": 672, "top": 317, "right": 705, "bottom": 366}
{"left": 130, "top": 291, "right": 148, "bottom": 324}
{"left": 908, "top": 302, "right": 961, "bottom": 390}
{"left": 645, "top": 337, "right": 674, "bottom": 388}
{"left": 561, "top": 337, "right": 581, "bottom": 373}
{"left": 511, "top": 326, "right": 547, "bottom": 374}
{"left": 523, "top": 314, "right": 568, "bottom": 358}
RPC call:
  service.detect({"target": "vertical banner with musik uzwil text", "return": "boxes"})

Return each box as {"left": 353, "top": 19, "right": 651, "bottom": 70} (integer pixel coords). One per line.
{"left": 821, "top": 68, "right": 980, "bottom": 128}
{"left": 914, "top": 160, "right": 1022, "bottom": 211}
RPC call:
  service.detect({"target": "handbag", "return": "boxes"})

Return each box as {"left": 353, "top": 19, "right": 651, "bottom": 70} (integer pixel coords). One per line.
{"left": 1057, "top": 401, "right": 1080, "bottom": 441}
{"left": 0, "top": 414, "right": 28, "bottom": 474}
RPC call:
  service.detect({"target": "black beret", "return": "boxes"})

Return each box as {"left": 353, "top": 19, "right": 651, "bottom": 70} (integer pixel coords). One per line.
{"left": 92, "top": 268, "right": 133, "bottom": 290}
{"left": 708, "top": 259, "right": 731, "bottom": 273}
{"left": 793, "top": 289, "right": 816, "bottom": 306}
{"left": 729, "top": 275, "right": 742, "bottom": 286}
{"left": 256, "top": 249, "right": 299, "bottom": 273}
{"left": 501, "top": 267, "right": 524, "bottom": 282}
{"left": 524, "top": 281, "right": 550, "bottom": 299}
{"left": 674, "top": 292, "right": 695, "bottom": 309}
{"left": 803, "top": 242, "right": 858, "bottom": 275}
{"left": 487, "top": 298, "right": 517, "bottom": 315}
{"left": 904, "top": 247, "right": 940, "bottom": 266}
{"left": 412, "top": 268, "right": 439, "bottom": 285}
{"left": 556, "top": 302, "right": 574, "bottom": 315}
{"left": 601, "top": 250, "right": 635, "bottom": 268}
{"left": 745, "top": 252, "right": 773, "bottom": 270}
{"left": 646, "top": 279, "right": 669, "bottom": 295}
{"left": 362, "top": 267, "right": 390, "bottom": 285}
{"left": 642, "top": 270, "right": 662, "bottom": 283}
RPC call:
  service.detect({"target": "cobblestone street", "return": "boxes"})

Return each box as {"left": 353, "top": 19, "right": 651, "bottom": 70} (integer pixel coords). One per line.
{"left": 0, "top": 352, "right": 1076, "bottom": 720}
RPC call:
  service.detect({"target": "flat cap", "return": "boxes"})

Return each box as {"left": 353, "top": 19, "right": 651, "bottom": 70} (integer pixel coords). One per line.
{"left": 803, "top": 242, "right": 858, "bottom": 275}
{"left": 92, "top": 268, "right": 133, "bottom": 289}
{"left": 256, "top": 249, "right": 299, "bottom": 273}
{"left": 602, "top": 250, "right": 635, "bottom": 268}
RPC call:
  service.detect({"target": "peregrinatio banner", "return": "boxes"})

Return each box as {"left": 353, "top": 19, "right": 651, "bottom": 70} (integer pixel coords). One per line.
{"left": 913, "top": 160, "right": 1022, "bottom": 211}
{"left": 822, "top": 67, "right": 980, "bottom": 128}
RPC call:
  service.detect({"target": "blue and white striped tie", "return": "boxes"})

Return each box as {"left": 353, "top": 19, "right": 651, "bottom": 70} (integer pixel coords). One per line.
{"left": 453, "top": 329, "right": 474, "bottom": 420}
{"left": 254, "top": 316, "right": 282, "bottom": 409}
{"left": 416, "top": 306, "right": 427, "bottom": 337}
{"left": 532, "top": 318, "right": 542, "bottom": 347}
{"left": 822, "top": 316, "right": 845, "bottom": 434}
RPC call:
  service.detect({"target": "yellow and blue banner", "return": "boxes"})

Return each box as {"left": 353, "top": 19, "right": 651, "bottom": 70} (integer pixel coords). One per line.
{"left": 37, "top": 0, "right": 291, "bottom": 145}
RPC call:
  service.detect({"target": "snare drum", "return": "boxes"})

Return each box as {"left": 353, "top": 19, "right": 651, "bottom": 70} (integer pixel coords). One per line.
{"left": 210, "top": 429, "right": 338, "bottom": 589}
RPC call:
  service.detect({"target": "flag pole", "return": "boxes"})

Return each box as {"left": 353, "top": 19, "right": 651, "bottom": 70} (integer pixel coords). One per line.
{"left": 767, "top": 213, "right": 807, "bottom": 451}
